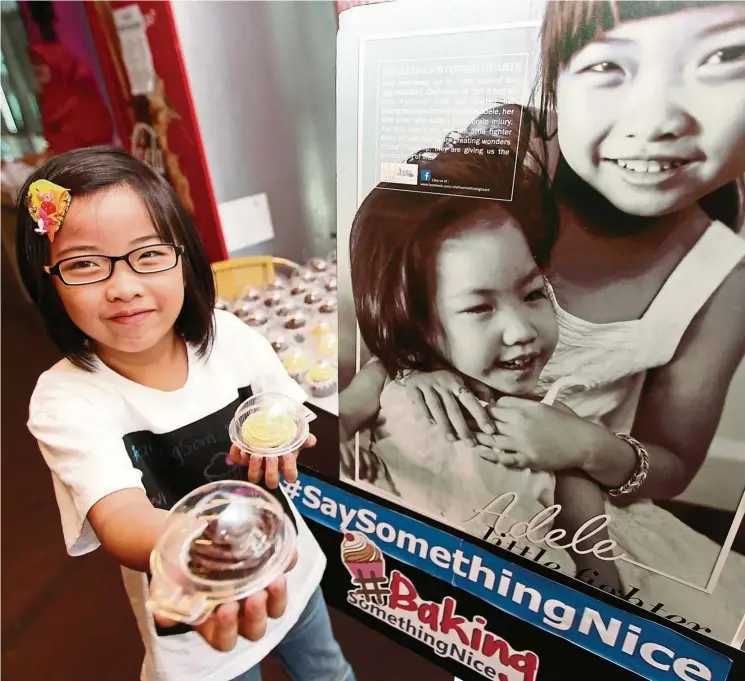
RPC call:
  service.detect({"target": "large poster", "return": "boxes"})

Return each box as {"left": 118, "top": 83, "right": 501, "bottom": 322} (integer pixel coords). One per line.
{"left": 336, "top": 0, "right": 745, "bottom": 656}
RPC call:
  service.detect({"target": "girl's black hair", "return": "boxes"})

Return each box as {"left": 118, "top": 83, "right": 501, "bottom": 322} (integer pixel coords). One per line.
{"left": 534, "top": 0, "right": 743, "bottom": 229}
{"left": 16, "top": 146, "right": 216, "bottom": 370}
{"left": 350, "top": 110, "right": 558, "bottom": 379}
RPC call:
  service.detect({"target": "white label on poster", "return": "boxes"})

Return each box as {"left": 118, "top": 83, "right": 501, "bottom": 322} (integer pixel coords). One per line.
{"left": 380, "top": 161, "right": 418, "bottom": 184}
{"left": 113, "top": 5, "right": 156, "bottom": 97}
{"left": 218, "top": 193, "right": 275, "bottom": 253}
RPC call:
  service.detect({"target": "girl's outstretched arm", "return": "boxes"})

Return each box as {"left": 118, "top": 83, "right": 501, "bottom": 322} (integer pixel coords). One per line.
{"left": 583, "top": 262, "right": 745, "bottom": 500}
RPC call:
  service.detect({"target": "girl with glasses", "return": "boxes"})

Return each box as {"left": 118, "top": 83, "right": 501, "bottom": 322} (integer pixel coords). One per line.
{"left": 15, "top": 147, "right": 354, "bottom": 681}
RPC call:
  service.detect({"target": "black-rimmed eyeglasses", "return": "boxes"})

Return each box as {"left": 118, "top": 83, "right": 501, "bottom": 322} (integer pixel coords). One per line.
{"left": 44, "top": 243, "right": 184, "bottom": 286}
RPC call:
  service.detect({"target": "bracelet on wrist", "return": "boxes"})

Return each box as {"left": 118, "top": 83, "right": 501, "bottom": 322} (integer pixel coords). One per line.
{"left": 605, "top": 433, "right": 649, "bottom": 498}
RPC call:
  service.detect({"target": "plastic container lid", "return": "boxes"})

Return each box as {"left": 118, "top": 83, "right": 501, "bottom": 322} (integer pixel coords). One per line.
{"left": 147, "top": 480, "right": 297, "bottom": 625}
{"left": 229, "top": 392, "right": 310, "bottom": 458}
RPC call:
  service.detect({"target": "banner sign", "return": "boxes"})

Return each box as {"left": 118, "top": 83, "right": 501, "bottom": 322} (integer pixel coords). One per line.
{"left": 292, "top": 468, "right": 743, "bottom": 681}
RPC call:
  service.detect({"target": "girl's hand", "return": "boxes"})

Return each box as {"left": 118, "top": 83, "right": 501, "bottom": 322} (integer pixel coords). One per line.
{"left": 229, "top": 434, "right": 317, "bottom": 489}
{"left": 153, "top": 549, "right": 298, "bottom": 651}
{"left": 480, "top": 397, "right": 594, "bottom": 471}
{"left": 401, "top": 371, "right": 494, "bottom": 444}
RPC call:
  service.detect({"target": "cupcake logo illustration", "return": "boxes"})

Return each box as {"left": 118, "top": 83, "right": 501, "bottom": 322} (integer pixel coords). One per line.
{"left": 341, "top": 531, "right": 391, "bottom": 605}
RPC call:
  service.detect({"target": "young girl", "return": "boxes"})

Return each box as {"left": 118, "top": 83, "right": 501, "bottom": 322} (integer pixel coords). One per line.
{"left": 343, "top": 149, "right": 622, "bottom": 589}
{"left": 354, "top": 0, "right": 745, "bottom": 639}
{"left": 17, "top": 147, "right": 354, "bottom": 681}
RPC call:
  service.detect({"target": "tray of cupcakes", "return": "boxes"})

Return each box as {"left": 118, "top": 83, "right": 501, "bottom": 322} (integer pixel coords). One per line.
{"left": 216, "top": 253, "right": 339, "bottom": 410}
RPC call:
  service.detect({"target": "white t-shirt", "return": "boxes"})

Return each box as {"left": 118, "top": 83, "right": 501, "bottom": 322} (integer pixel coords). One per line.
{"left": 27, "top": 310, "right": 327, "bottom": 681}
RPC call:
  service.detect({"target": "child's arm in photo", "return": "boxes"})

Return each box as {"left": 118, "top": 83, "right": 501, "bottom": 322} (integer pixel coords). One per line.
{"left": 582, "top": 264, "right": 745, "bottom": 502}
{"left": 396, "top": 369, "right": 494, "bottom": 442}
{"left": 339, "top": 357, "right": 387, "bottom": 441}
{"left": 553, "top": 470, "right": 621, "bottom": 592}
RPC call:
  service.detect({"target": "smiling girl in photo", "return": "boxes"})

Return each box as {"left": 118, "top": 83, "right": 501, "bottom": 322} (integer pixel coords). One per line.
{"left": 345, "top": 0, "right": 745, "bottom": 639}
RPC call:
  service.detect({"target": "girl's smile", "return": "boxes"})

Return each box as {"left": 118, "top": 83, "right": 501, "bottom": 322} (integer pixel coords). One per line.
{"left": 48, "top": 187, "right": 185, "bottom": 363}
{"left": 556, "top": 3, "right": 745, "bottom": 217}
{"left": 434, "top": 218, "right": 558, "bottom": 397}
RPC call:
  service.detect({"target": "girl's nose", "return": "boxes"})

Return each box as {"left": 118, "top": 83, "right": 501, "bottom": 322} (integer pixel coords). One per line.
{"left": 617, "top": 72, "right": 695, "bottom": 142}
{"left": 105, "top": 261, "right": 145, "bottom": 302}
{"left": 500, "top": 309, "right": 537, "bottom": 347}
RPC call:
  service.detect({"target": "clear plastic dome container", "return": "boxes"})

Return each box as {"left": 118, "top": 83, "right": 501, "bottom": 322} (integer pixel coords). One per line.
{"left": 229, "top": 392, "right": 310, "bottom": 458}
{"left": 308, "top": 257, "right": 329, "bottom": 273}
{"left": 147, "top": 480, "right": 297, "bottom": 625}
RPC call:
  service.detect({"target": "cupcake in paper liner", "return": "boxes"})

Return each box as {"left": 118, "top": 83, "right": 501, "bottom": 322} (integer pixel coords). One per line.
{"left": 341, "top": 531, "right": 385, "bottom": 582}
{"left": 283, "top": 311, "right": 308, "bottom": 344}
{"left": 282, "top": 348, "right": 312, "bottom": 383}
{"left": 264, "top": 275, "right": 289, "bottom": 293}
{"left": 289, "top": 279, "right": 310, "bottom": 298}
{"left": 308, "top": 257, "right": 329, "bottom": 273}
{"left": 268, "top": 331, "right": 291, "bottom": 355}
{"left": 303, "top": 290, "right": 323, "bottom": 308}
{"left": 263, "top": 290, "right": 286, "bottom": 309}
{"left": 318, "top": 297, "right": 338, "bottom": 315}
{"left": 310, "top": 319, "right": 336, "bottom": 339}
{"left": 315, "top": 332, "right": 338, "bottom": 361}
{"left": 292, "top": 266, "right": 318, "bottom": 284}
{"left": 232, "top": 297, "right": 258, "bottom": 320}
{"left": 239, "top": 285, "right": 263, "bottom": 303}
{"left": 243, "top": 309, "right": 271, "bottom": 331}
{"left": 276, "top": 300, "right": 299, "bottom": 318}
{"left": 305, "top": 360, "right": 337, "bottom": 397}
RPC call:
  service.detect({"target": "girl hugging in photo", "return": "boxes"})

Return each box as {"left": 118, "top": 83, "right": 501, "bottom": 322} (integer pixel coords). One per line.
{"left": 343, "top": 142, "right": 621, "bottom": 590}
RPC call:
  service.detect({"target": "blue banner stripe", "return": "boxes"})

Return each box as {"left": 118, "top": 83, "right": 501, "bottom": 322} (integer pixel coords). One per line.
{"left": 289, "top": 474, "right": 732, "bottom": 681}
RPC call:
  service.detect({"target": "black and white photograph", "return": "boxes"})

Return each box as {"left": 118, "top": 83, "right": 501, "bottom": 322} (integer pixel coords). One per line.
{"left": 336, "top": 0, "right": 745, "bottom": 647}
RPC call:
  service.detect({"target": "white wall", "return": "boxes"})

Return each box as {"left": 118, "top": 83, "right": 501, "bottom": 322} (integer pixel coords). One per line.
{"left": 171, "top": 0, "right": 337, "bottom": 263}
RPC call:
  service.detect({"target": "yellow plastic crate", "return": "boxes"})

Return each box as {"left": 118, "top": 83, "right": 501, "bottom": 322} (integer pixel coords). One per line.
{"left": 211, "top": 255, "right": 300, "bottom": 302}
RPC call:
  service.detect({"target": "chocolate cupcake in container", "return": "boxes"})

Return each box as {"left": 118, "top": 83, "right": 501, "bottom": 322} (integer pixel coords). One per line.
{"left": 231, "top": 297, "right": 257, "bottom": 320}
{"left": 302, "top": 289, "right": 324, "bottom": 311}
{"left": 291, "top": 266, "right": 318, "bottom": 284}
{"left": 267, "top": 331, "right": 291, "bottom": 355}
{"left": 262, "top": 290, "right": 286, "bottom": 309}
{"left": 264, "top": 274, "right": 289, "bottom": 293}
{"left": 276, "top": 300, "right": 299, "bottom": 318}
{"left": 147, "top": 480, "right": 297, "bottom": 625}
{"left": 238, "top": 285, "right": 263, "bottom": 303}
{"left": 308, "top": 257, "right": 329, "bottom": 273}
{"left": 289, "top": 278, "right": 310, "bottom": 298}
{"left": 318, "top": 297, "right": 338, "bottom": 315}
{"left": 283, "top": 310, "right": 308, "bottom": 344}
{"left": 242, "top": 309, "right": 271, "bottom": 332}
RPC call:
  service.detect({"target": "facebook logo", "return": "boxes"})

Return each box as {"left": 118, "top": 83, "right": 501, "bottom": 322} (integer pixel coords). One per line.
{"left": 420, "top": 169, "right": 432, "bottom": 182}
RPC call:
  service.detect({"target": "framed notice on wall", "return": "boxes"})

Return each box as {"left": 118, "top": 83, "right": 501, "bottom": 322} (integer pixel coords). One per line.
{"left": 326, "top": 1, "right": 745, "bottom": 678}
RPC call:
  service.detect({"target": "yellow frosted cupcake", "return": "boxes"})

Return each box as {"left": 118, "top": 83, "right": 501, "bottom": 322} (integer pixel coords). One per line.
{"left": 282, "top": 349, "right": 311, "bottom": 382}
{"left": 305, "top": 361, "right": 337, "bottom": 397}
{"left": 316, "top": 332, "right": 338, "bottom": 358}
{"left": 241, "top": 409, "right": 297, "bottom": 450}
